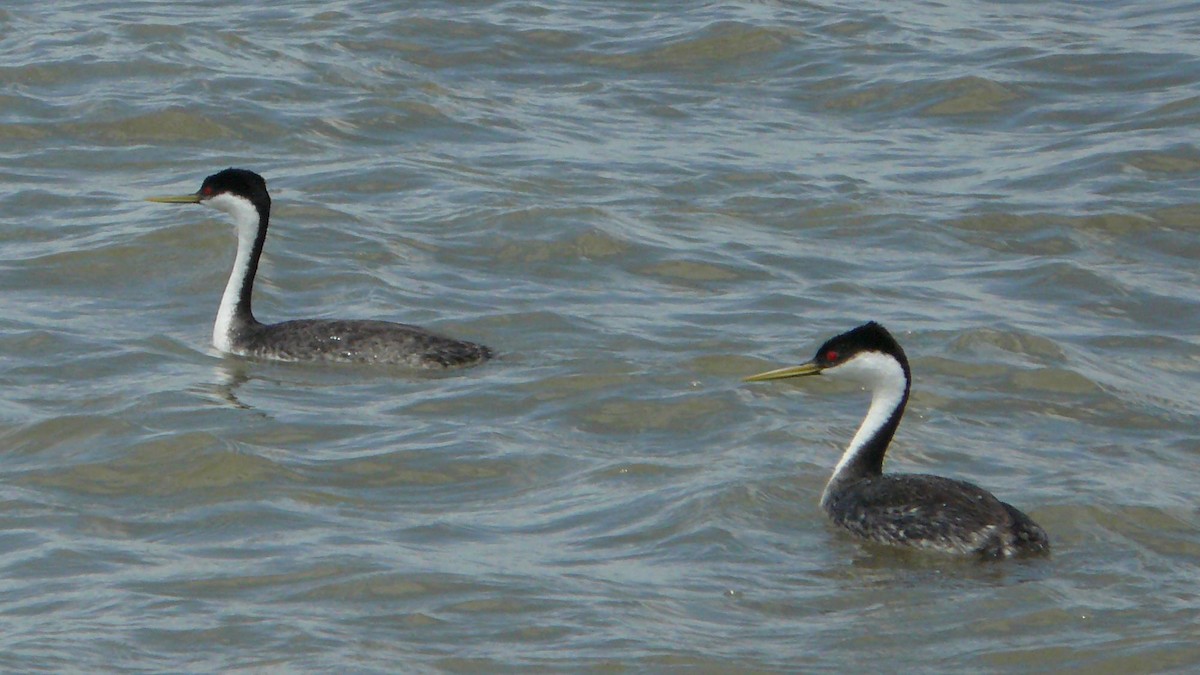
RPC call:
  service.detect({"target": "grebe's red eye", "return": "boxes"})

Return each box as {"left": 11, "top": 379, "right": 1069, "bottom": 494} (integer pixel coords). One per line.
{"left": 825, "top": 350, "right": 839, "bottom": 362}
{"left": 201, "top": 186, "right": 214, "bottom": 196}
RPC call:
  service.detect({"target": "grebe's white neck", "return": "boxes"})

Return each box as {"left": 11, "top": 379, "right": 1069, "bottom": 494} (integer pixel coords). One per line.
{"left": 819, "top": 351, "right": 909, "bottom": 504}
{"left": 204, "top": 192, "right": 263, "bottom": 353}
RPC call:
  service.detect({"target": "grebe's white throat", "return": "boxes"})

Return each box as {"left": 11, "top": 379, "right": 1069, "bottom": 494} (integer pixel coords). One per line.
{"left": 820, "top": 350, "right": 908, "bottom": 504}
{"left": 207, "top": 192, "right": 261, "bottom": 354}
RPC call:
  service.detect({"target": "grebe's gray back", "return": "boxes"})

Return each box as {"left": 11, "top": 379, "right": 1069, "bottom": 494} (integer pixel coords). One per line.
{"left": 745, "top": 322, "right": 1048, "bottom": 559}
{"left": 147, "top": 168, "right": 492, "bottom": 369}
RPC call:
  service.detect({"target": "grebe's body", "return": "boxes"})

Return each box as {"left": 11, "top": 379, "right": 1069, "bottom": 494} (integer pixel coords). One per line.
{"left": 746, "top": 322, "right": 1048, "bottom": 559}
{"left": 148, "top": 168, "right": 491, "bottom": 368}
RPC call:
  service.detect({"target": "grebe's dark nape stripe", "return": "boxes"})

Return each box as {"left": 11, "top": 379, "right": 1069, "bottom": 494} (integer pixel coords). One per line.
{"left": 147, "top": 168, "right": 492, "bottom": 369}
{"left": 745, "top": 321, "right": 1048, "bottom": 559}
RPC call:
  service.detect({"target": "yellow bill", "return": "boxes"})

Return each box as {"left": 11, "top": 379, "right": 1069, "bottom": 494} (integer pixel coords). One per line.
{"left": 145, "top": 193, "right": 202, "bottom": 204}
{"left": 743, "top": 361, "right": 823, "bottom": 382}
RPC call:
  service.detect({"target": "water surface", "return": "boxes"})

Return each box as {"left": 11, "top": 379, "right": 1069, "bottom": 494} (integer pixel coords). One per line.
{"left": 2, "top": 1, "right": 1200, "bottom": 671}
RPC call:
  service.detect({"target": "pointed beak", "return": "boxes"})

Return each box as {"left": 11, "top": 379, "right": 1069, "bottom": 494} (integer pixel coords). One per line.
{"left": 743, "top": 360, "right": 823, "bottom": 382}
{"left": 145, "top": 193, "right": 202, "bottom": 204}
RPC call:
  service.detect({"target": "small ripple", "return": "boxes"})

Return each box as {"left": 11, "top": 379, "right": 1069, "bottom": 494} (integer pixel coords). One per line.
{"left": 823, "top": 75, "right": 1024, "bottom": 117}
{"left": 16, "top": 434, "right": 301, "bottom": 498}
{"left": 581, "top": 22, "right": 793, "bottom": 74}
{"left": 949, "top": 327, "right": 1070, "bottom": 364}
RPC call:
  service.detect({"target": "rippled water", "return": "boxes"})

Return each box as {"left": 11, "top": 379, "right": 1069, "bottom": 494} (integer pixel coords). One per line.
{"left": 3, "top": 1, "right": 1200, "bottom": 671}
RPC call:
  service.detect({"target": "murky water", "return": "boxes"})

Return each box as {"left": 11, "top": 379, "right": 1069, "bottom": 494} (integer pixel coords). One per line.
{"left": 3, "top": 1, "right": 1200, "bottom": 671}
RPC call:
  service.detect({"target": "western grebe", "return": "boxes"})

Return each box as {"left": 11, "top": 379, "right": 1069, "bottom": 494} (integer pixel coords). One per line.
{"left": 744, "top": 322, "right": 1049, "bottom": 558}
{"left": 147, "top": 168, "right": 492, "bottom": 368}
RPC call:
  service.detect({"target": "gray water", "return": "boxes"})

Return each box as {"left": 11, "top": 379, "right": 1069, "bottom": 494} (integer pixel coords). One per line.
{"left": 3, "top": 1, "right": 1200, "bottom": 671}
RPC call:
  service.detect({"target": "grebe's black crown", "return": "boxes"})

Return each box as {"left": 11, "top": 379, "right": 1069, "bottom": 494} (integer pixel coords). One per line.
{"left": 200, "top": 168, "right": 270, "bottom": 207}
{"left": 813, "top": 321, "right": 908, "bottom": 371}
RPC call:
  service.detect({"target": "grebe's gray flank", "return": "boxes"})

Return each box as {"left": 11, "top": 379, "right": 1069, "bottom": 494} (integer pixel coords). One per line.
{"left": 147, "top": 168, "right": 492, "bottom": 368}
{"left": 745, "top": 321, "right": 1048, "bottom": 559}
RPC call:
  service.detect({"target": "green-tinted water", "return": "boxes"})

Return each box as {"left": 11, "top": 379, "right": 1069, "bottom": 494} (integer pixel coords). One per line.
{"left": 2, "top": 2, "right": 1199, "bottom": 671}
